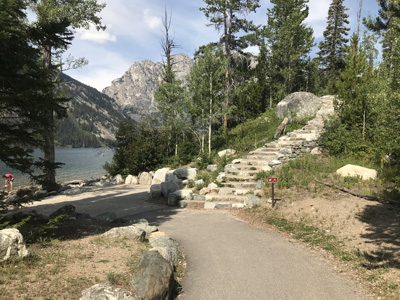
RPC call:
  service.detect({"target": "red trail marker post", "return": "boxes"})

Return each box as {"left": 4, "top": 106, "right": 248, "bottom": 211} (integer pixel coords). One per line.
{"left": 267, "top": 177, "right": 278, "bottom": 207}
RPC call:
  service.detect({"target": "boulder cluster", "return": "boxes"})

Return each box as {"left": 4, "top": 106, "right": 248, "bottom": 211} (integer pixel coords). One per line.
{"left": 0, "top": 205, "right": 180, "bottom": 300}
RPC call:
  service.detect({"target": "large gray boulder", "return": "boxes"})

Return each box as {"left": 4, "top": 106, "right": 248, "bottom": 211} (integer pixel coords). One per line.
{"left": 129, "top": 219, "right": 158, "bottom": 234}
{"left": 218, "top": 149, "right": 236, "bottom": 157}
{"left": 0, "top": 228, "right": 28, "bottom": 261}
{"left": 80, "top": 283, "right": 136, "bottom": 300}
{"left": 131, "top": 251, "right": 175, "bottom": 300}
{"left": 276, "top": 92, "right": 322, "bottom": 120}
{"left": 138, "top": 172, "right": 153, "bottom": 185}
{"left": 125, "top": 174, "right": 138, "bottom": 185}
{"left": 102, "top": 226, "right": 146, "bottom": 241}
{"left": 167, "top": 189, "right": 193, "bottom": 206}
{"left": 336, "top": 164, "right": 377, "bottom": 180}
{"left": 150, "top": 184, "right": 163, "bottom": 198}
{"left": 244, "top": 195, "right": 262, "bottom": 208}
{"left": 152, "top": 168, "right": 170, "bottom": 185}
{"left": 149, "top": 233, "right": 179, "bottom": 267}
{"left": 173, "top": 168, "right": 197, "bottom": 181}
{"left": 161, "top": 175, "right": 183, "bottom": 198}
{"left": 113, "top": 174, "right": 124, "bottom": 185}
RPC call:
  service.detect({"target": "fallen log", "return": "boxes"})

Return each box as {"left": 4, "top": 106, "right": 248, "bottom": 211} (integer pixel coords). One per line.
{"left": 314, "top": 179, "right": 399, "bottom": 205}
{"left": 274, "top": 117, "right": 289, "bottom": 139}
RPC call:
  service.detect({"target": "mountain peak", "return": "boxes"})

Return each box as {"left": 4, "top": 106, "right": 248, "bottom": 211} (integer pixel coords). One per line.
{"left": 102, "top": 53, "right": 193, "bottom": 120}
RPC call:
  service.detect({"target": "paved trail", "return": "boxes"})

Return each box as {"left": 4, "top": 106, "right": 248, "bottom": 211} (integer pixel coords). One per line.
{"left": 22, "top": 185, "right": 370, "bottom": 300}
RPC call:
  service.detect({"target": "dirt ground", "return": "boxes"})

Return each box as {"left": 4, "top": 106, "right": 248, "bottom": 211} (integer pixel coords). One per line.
{"left": 0, "top": 218, "right": 147, "bottom": 300}
{"left": 232, "top": 187, "right": 400, "bottom": 300}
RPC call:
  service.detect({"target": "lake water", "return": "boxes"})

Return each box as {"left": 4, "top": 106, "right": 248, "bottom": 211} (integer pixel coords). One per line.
{"left": 0, "top": 148, "right": 114, "bottom": 188}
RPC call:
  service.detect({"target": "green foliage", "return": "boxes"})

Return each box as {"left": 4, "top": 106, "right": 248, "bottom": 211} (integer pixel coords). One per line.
{"left": 54, "top": 73, "right": 126, "bottom": 148}
{"left": 32, "top": 214, "right": 66, "bottom": 243}
{"left": 194, "top": 152, "right": 214, "bottom": 170}
{"left": 104, "top": 120, "right": 168, "bottom": 176}
{"left": 265, "top": 215, "right": 351, "bottom": 261}
{"left": 321, "top": 34, "right": 378, "bottom": 160}
{"left": 188, "top": 44, "right": 226, "bottom": 155}
{"left": 200, "top": 0, "right": 260, "bottom": 52}
{"left": 363, "top": 0, "right": 400, "bottom": 63}
{"left": 107, "top": 272, "right": 126, "bottom": 285}
{"left": 255, "top": 170, "right": 275, "bottom": 181}
{"left": 317, "top": 0, "right": 350, "bottom": 93}
{"left": 0, "top": 0, "right": 61, "bottom": 178}
{"left": 56, "top": 114, "right": 102, "bottom": 148}
{"left": 266, "top": 0, "right": 315, "bottom": 102}
{"left": 28, "top": 0, "right": 106, "bottom": 190}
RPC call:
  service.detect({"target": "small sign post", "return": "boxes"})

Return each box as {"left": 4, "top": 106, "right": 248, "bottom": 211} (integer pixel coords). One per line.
{"left": 267, "top": 177, "right": 278, "bottom": 207}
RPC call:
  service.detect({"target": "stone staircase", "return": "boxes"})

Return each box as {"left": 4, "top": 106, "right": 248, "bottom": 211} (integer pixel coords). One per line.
{"left": 186, "top": 96, "right": 335, "bottom": 209}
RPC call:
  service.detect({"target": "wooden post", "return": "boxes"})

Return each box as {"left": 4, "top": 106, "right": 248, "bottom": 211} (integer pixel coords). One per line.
{"left": 272, "top": 182, "right": 276, "bottom": 207}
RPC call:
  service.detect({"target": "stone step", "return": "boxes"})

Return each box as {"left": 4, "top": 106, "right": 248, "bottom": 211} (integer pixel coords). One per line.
{"left": 225, "top": 170, "right": 259, "bottom": 177}
{"left": 214, "top": 187, "right": 253, "bottom": 196}
{"left": 243, "top": 155, "right": 276, "bottom": 161}
{"left": 247, "top": 151, "right": 278, "bottom": 157}
{"left": 224, "top": 174, "right": 256, "bottom": 182}
{"left": 220, "top": 182, "right": 258, "bottom": 189}
{"left": 204, "top": 194, "right": 247, "bottom": 203}
{"left": 204, "top": 202, "right": 245, "bottom": 209}
{"left": 276, "top": 141, "right": 302, "bottom": 146}
{"left": 229, "top": 164, "right": 270, "bottom": 172}
{"left": 290, "top": 129, "right": 315, "bottom": 134}
{"left": 239, "top": 159, "right": 272, "bottom": 166}
{"left": 253, "top": 147, "right": 279, "bottom": 153}
{"left": 264, "top": 142, "right": 281, "bottom": 149}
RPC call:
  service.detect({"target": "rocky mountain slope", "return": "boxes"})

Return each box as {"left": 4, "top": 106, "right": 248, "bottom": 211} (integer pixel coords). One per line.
{"left": 56, "top": 73, "right": 127, "bottom": 148}
{"left": 103, "top": 53, "right": 193, "bottom": 120}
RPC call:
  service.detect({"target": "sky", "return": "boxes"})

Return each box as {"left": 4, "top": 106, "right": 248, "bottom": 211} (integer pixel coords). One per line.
{"left": 64, "top": 0, "right": 381, "bottom": 92}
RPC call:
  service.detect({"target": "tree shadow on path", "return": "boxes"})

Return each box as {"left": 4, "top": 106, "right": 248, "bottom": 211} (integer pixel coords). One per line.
{"left": 5, "top": 185, "right": 182, "bottom": 242}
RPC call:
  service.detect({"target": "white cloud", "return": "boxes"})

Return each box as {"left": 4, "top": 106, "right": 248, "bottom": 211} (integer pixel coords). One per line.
{"left": 76, "top": 25, "right": 117, "bottom": 44}
{"left": 307, "top": 0, "right": 331, "bottom": 39}
{"left": 144, "top": 9, "right": 162, "bottom": 30}
{"left": 64, "top": 41, "right": 132, "bottom": 91}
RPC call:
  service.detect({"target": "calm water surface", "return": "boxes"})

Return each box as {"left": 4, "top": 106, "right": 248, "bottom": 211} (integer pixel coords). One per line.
{"left": 0, "top": 148, "right": 114, "bottom": 187}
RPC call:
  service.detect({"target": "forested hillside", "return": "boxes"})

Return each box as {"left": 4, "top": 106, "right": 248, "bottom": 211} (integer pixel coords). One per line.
{"left": 56, "top": 74, "right": 127, "bottom": 148}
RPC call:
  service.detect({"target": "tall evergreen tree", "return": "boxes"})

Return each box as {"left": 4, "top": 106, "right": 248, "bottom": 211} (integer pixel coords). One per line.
{"left": 154, "top": 10, "right": 186, "bottom": 159}
{"left": 0, "top": 0, "right": 57, "bottom": 178}
{"left": 363, "top": 0, "right": 400, "bottom": 64}
{"left": 200, "top": 0, "right": 260, "bottom": 128}
{"left": 266, "top": 0, "right": 314, "bottom": 103}
{"left": 317, "top": 0, "right": 350, "bottom": 93}
{"left": 29, "top": 0, "right": 106, "bottom": 190}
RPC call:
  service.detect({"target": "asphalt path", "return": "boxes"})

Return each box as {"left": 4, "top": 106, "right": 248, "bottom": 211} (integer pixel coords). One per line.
{"left": 20, "top": 185, "right": 370, "bottom": 300}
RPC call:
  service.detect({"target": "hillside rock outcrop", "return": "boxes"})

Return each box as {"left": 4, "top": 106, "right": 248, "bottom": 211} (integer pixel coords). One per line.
{"left": 276, "top": 92, "right": 322, "bottom": 120}
{"left": 103, "top": 53, "right": 193, "bottom": 121}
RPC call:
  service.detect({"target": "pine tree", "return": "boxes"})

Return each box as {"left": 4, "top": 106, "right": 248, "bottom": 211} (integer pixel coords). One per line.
{"left": 266, "top": 0, "right": 315, "bottom": 103}
{"left": 317, "top": 0, "right": 350, "bottom": 93}
{"left": 0, "top": 0, "right": 57, "bottom": 177}
{"left": 154, "top": 10, "right": 187, "bottom": 159}
{"left": 363, "top": 0, "right": 400, "bottom": 64}
{"left": 200, "top": 0, "right": 260, "bottom": 128}
{"left": 29, "top": 0, "right": 106, "bottom": 190}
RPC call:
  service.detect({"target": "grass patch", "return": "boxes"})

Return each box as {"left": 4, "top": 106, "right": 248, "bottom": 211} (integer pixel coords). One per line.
{"left": 256, "top": 154, "right": 399, "bottom": 202}
{"left": 264, "top": 214, "right": 351, "bottom": 261}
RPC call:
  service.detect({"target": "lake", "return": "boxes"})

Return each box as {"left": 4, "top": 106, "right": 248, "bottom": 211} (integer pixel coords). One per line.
{"left": 0, "top": 148, "right": 114, "bottom": 188}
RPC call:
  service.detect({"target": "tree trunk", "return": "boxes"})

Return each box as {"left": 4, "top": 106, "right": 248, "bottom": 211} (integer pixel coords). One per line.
{"left": 274, "top": 118, "right": 289, "bottom": 139}
{"left": 41, "top": 45, "right": 57, "bottom": 190}
{"left": 209, "top": 76, "right": 213, "bottom": 156}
